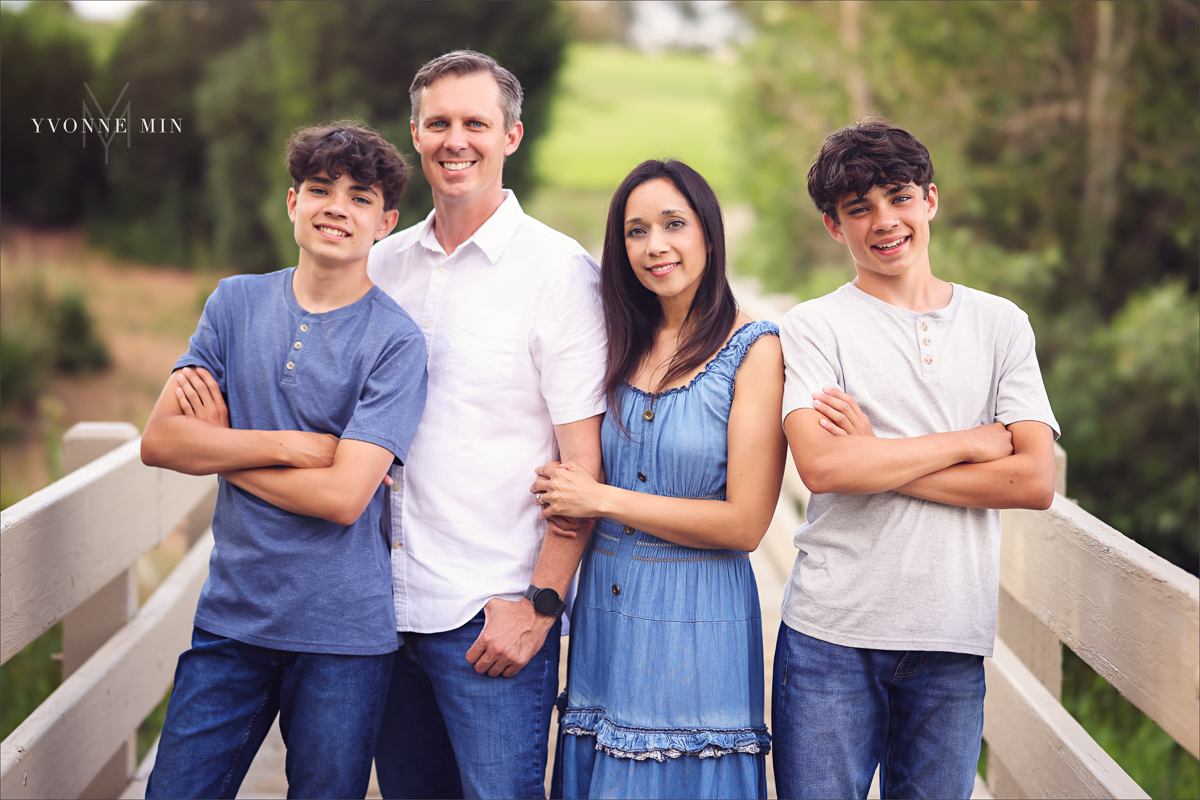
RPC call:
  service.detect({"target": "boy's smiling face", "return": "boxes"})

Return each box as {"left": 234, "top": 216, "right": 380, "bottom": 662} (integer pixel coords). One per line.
{"left": 823, "top": 182, "right": 938, "bottom": 281}
{"left": 287, "top": 171, "right": 398, "bottom": 269}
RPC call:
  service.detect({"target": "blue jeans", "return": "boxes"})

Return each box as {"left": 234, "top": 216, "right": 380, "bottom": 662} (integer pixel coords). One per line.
{"left": 771, "top": 623, "right": 984, "bottom": 800}
{"left": 146, "top": 627, "right": 394, "bottom": 799}
{"left": 375, "top": 611, "right": 561, "bottom": 799}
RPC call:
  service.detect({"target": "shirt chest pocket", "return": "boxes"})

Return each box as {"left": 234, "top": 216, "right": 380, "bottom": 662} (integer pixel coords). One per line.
{"left": 447, "top": 302, "right": 521, "bottom": 384}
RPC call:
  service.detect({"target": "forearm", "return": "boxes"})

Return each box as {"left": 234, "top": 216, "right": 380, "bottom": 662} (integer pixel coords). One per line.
{"left": 220, "top": 466, "right": 366, "bottom": 525}
{"left": 796, "top": 429, "right": 975, "bottom": 495}
{"left": 895, "top": 452, "right": 1055, "bottom": 510}
{"left": 142, "top": 416, "right": 306, "bottom": 475}
{"left": 599, "top": 489, "right": 770, "bottom": 551}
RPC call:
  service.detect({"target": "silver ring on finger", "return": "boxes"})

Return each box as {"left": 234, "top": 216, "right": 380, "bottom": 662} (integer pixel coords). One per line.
{"left": 535, "top": 492, "right": 545, "bottom": 505}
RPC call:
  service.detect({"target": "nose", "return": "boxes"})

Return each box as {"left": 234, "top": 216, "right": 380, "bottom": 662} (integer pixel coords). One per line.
{"left": 443, "top": 122, "right": 469, "bottom": 153}
{"left": 322, "top": 193, "right": 349, "bottom": 218}
{"left": 872, "top": 206, "right": 899, "bottom": 232}
{"left": 646, "top": 226, "right": 670, "bottom": 255}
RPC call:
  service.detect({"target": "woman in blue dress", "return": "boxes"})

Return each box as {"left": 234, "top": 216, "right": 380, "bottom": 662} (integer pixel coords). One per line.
{"left": 532, "top": 159, "right": 786, "bottom": 799}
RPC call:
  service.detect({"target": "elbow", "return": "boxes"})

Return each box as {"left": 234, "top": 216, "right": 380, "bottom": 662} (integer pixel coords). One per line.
{"left": 326, "top": 493, "right": 374, "bottom": 527}
{"left": 140, "top": 432, "right": 169, "bottom": 469}
{"left": 796, "top": 462, "right": 838, "bottom": 496}
{"left": 1027, "top": 483, "right": 1055, "bottom": 511}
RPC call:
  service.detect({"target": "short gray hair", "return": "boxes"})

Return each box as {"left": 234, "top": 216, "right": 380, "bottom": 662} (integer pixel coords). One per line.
{"left": 410, "top": 50, "right": 523, "bottom": 132}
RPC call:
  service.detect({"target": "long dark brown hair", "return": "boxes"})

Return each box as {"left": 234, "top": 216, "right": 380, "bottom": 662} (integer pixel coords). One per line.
{"left": 600, "top": 159, "right": 738, "bottom": 422}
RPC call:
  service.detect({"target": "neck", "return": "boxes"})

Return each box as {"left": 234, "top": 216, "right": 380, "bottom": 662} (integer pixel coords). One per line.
{"left": 852, "top": 262, "right": 951, "bottom": 313}
{"left": 292, "top": 255, "right": 373, "bottom": 313}
{"left": 431, "top": 186, "right": 506, "bottom": 255}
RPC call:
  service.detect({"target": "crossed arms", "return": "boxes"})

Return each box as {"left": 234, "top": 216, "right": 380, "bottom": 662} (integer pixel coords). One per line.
{"left": 790, "top": 387, "right": 1055, "bottom": 510}
{"left": 140, "top": 366, "right": 395, "bottom": 526}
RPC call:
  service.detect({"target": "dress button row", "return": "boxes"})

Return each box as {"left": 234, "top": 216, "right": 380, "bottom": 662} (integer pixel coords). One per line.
{"left": 924, "top": 356, "right": 934, "bottom": 365}
{"left": 920, "top": 323, "right": 928, "bottom": 331}
{"left": 637, "top": 471, "right": 647, "bottom": 482}
{"left": 612, "top": 584, "right": 620, "bottom": 596}
{"left": 624, "top": 525, "right": 634, "bottom": 535}
{"left": 922, "top": 338, "right": 931, "bottom": 346}
{"left": 643, "top": 409, "right": 654, "bottom": 421}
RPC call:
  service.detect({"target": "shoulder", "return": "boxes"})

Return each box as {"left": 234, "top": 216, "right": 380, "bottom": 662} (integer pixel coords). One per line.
{"left": 209, "top": 268, "right": 289, "bottom": 310}
{"left": 511, "top": 214, "right": 599, "bottom": 277}
{"left": 955, "top": 284, "right": 1028, "bottom": 322}
{"left": 780, "top": 286, "right": 854, "bottom": 340}
{"left": 363, "top": 289, "right": 425, "bottom": 348}
{"left": 368, "top": 221, "right": 427, "bottom": 275}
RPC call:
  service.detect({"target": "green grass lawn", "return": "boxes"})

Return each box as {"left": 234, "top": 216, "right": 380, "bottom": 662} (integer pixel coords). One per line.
{"left": 526, "top": 43, "right": 742, "bottom": 253}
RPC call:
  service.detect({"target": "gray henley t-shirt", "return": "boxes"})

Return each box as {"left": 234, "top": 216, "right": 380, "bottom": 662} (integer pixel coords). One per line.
{"left": 780, "top": 282, "right": 1059, "bottom": 657}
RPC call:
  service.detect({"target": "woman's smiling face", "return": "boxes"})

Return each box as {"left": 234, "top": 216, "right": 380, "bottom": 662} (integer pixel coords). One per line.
{"left": 623, "top": 178, "right": 710, "bottom": 308}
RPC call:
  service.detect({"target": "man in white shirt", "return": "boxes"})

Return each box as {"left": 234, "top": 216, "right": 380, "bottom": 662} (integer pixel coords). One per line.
{"left": 367, "top": 51, "right": 606, "bottom": 799}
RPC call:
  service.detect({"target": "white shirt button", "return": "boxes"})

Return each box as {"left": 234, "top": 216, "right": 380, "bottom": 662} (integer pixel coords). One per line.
{"left": 423, "top": 320, "right": 432, "bottom": 329}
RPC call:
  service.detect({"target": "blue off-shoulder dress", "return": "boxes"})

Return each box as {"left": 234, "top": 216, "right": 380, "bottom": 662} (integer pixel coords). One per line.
{"left": 555, "top": 321, "right": 777, "bottom": 800}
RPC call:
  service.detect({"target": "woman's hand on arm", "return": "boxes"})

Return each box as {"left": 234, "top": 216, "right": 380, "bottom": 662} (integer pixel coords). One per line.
{"left": 536, "top": 333, "right": 787, "bottom": 552}
{"left": 141, "top": 367, "right": 338, "bottom": 475}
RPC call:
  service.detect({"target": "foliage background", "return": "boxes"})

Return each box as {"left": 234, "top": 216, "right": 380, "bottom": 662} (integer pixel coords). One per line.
{"left": 0, "top": 1, "right": 1196, "bottom": 796}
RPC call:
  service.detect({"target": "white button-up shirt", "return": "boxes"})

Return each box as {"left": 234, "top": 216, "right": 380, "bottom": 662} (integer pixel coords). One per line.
{"left": 367, "top": 191, "right": 607, "bottom": 633}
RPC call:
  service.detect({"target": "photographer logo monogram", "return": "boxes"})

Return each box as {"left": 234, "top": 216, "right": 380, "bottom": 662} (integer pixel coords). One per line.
{"left": 30, "top": 83, "right": 182, "bottom": 164}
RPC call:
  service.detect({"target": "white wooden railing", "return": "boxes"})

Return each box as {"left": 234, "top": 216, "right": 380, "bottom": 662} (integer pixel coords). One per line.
{"left": 1, "top": 423, "right": 216, "bottom": 799}
{"left": 1, "top": 350, "right": 1197, "bottom": 797}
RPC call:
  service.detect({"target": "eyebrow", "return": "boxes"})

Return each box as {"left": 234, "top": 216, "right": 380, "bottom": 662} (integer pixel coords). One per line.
{"left": 840, "top": 184, "right": 913, "bottom": 209}
{"left": 308, "top": 175, "right": 379, "bottom": 196}
{"left": 625, "top": 209, "right": 688, "bottom": 225}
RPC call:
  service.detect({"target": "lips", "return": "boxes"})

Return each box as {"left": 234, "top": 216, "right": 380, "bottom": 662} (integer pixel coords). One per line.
{"left": 872, "top": 235, "right": 909, "bottom": 253}
{"left": 647, "top": 261, "right": 679, "bottom": 276}
{"left": 315, "top": 225, "right": 349, "bottom": 239}
{"left": 441, "top": 161, "right": 475, "bottom": 172}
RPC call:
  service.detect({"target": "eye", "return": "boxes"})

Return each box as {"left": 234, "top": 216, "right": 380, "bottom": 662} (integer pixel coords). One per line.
{"left": 894, "top": 195, "right": 912, "bottom": 204}
{"left": 354, "top": 196, "right": 372, "bottom": 205}
{"left": 467, "top": 120, "right": 485, "bottom": 129}
{"left": 666, "top": 218, "right": 685, "bottom": 229}
{"left": 626, "top": 226, "right": 646, "bottom": 237}
{"left": 310, "top": 187, "right": 328, "bottom": 196}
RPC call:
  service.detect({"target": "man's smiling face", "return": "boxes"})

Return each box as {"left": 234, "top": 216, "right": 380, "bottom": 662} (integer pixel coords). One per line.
{"left": 411, "top": 71, "right": 523, "bottom": 210}
{"left": 823, "top": 181, "right": 939, "bottom": 281}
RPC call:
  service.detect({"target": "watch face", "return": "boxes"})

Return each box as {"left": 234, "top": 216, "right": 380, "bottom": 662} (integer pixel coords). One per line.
{"left": 533, "top": 588, "right": 561, "bottom": 616}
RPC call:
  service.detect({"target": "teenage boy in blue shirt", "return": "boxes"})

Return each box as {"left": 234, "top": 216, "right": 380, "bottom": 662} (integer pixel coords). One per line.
{"left": 140, "top": 124, "right": 427, "bottom": 799}
{"left": 774, "top": 119, "right": 1059, "bottom": 799}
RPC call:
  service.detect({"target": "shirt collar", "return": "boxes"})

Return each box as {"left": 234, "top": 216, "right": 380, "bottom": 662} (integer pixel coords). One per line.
{"left": 401, "top": 190, "right": 524, "bottom": 264}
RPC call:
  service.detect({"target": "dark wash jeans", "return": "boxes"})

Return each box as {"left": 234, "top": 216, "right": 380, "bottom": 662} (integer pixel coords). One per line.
{"left": 374, "top": 611, "right": 561, "bottom": 799}
{"left": 146, "top": 627, "right": 394, "bottom": 799}
{"left": 771, "top": 623, "right": 985, "bottom": 800}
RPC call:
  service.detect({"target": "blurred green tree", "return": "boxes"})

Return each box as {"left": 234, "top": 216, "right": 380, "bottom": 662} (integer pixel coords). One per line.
{"left": 0, "top": 0, "right": 104, "bottom": 224}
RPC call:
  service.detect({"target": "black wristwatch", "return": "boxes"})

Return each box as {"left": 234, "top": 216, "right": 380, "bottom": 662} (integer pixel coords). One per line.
{"left": 524, "top": 584, "right": 566, "bottom": 617}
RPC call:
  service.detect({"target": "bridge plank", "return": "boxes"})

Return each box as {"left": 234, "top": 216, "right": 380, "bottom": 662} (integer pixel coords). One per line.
{"left": 984, "top": 636, "right": 1148, "bottom": 799}
{"left": 1001, "top": 497, "right": 1200, "bottom": 758}
{"left": 0, "top": 439, "right": 215, "bottom": 664}
{"left": 0, "top": 531, "right": 212, "bottom": 799}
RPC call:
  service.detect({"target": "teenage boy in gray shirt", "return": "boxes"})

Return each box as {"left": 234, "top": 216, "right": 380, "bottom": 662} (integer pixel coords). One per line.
{"left": 772, "top": 119, "right": 1059, "bottom": 799}
{"left": 140, "top": 124, "right": 427, "bottom": 799}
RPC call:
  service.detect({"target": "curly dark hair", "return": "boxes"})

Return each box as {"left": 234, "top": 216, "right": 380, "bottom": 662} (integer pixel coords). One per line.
{"left": 807, "top": 117, "right": 934, "bottom": 222}
{"left": 285, "top": 121, "right": 409, "bottom": 211}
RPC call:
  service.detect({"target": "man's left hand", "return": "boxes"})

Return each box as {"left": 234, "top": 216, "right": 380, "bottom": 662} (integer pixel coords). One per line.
{"left": 464, "top": 596, "right": 556, "bottom": 678}
{"left": 813, "top": 386, "right": 875, "bottom": 437}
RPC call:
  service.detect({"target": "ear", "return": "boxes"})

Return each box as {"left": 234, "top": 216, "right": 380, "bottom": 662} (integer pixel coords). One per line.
{"left": 503, "top": 120, "right": 524, "bottom": 157}
{"left": 410, "top": 120, "right": 421, "bottom": 154}
{"left": 376, "top": 208, "right": 400, "bottom": 241}
{"left": 286, "top": 187, "right": 298, "bottom": 223}
{"left": 924, "top": 183, "right": 939, "bottom": 222}
{"left": 822, "top": 212, "right": 846, "bottom": 244}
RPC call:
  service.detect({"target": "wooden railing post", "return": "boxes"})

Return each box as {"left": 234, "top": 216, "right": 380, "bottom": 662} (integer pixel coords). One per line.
{"left": 988, "top": 443, "right": 1068, "bottom": 798}
{"left": 61, "top": 422, "right": 140, "bottom": 800}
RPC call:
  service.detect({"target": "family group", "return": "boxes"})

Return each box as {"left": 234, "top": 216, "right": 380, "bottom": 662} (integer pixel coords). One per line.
{"left": 139, "top": 49, "right": 1059, "bottom": 800}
